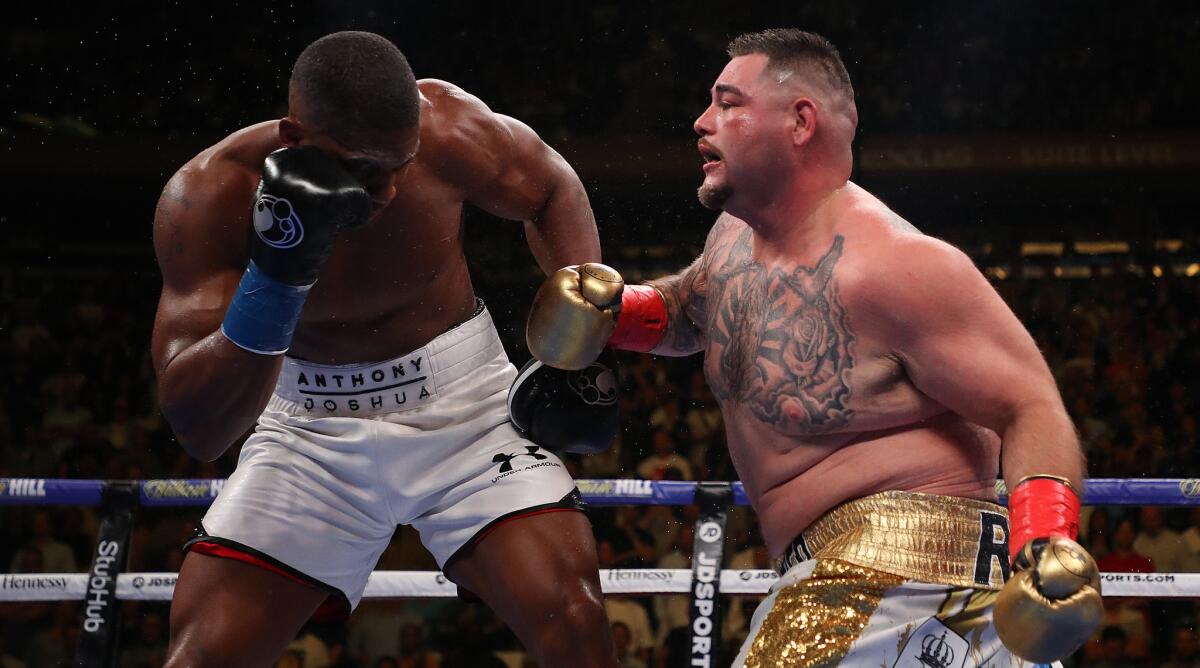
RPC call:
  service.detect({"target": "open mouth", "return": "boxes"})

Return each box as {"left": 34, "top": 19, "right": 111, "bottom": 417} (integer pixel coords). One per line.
{"left": 698, "top": 143, "right": 722, "bottom": 166}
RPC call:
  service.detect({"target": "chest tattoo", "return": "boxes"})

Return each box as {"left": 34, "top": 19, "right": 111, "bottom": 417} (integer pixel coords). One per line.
{"left": 704, "top": 231, "right": 856, "bottom": 431}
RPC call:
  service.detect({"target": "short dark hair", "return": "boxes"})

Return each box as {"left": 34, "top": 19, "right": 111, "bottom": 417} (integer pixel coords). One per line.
{"left": 289, "top": 31, "right": 419, "bottom": 143}
{"left": 727, "top": 29, "right": 853, "bottom": 99}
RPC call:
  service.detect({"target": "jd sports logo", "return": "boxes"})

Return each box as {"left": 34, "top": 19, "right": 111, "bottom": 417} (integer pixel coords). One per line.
{"left": 493, "top": 446, "right": 548, "bottom": 473}
{"left": 253, "top": 192, "right": 304, "bottom": 249}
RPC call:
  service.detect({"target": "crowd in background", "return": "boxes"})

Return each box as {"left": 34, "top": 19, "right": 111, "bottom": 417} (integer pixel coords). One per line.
{"left": 5, "top": 2, "right": 1196, "bottom": 142}
{"left": 0, "top": 255, "right": 1197, "bottom": 666}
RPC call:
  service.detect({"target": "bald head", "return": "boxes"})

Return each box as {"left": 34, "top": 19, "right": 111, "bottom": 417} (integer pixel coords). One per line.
{"left": 727, "top": 29, "right": 858, "bottom": 130}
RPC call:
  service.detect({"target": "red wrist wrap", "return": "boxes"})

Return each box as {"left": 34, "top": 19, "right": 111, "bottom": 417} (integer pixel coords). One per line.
{"left": 1007, "top": 477, "right": 1081, "bottom": 561}
{"left": 608, "top": 284, "right": 667, "bottom": 352}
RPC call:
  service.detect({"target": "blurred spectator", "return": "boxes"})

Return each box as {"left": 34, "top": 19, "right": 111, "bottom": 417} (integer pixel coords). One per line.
{"left": 609, "top": 506, "right": 659, "bottom": 569}
{"left": 1182, "top": 508, "right": 1200, "bottom": 572}
{"left": 40, "top": 385, "right": 94, "bottom": 458}
{"left": 1098, "top": 518, "right": 1155, "bottom": 574}
{"left": 1134, "top": 507, "right": 1187, "bottom": 573}
{"left": 637, "top": 431, "right": 693, "bottom": 481}
{"left": 1090, "top": 626, "right": 1135, "bottom": 668}
{"left": 578, "top": 433, "right": 624, "bottom": 478}
{"left": 10, "top": 509, "right": 76, "bottom": 573}
{"left": 118, "top": 609, "right": 168, "bottom": 668}
{"left": 682, "top": 372, "right": 723, "bottom": 477}
{"left": 1163, "top": 625, "right": 1200, "bottom": 668}
{"left": 279, "top": 625, "right": 330, "bottom": 668}
{"left": 654, "top": 524, "right": 693, "bottom": 646}
{"left": 1084, "top": 507, "right": 1113, "bottom": 562}
{"left": 648, "top": 394, "right": 683, "bottom": 435}
{"left": 396, "top": 621, "right": 440, "bottom": 668}
{"left": 612, "top": 621, "right": 647, "bottom": 668}
{"left": 599, "top": 538, "right": 655, "bottom": 664}
{"left": 348, "top": 601, "right": 425, "bottom": 665}
{"left": 20, "top": 602, "right": 77, "bottom": 668}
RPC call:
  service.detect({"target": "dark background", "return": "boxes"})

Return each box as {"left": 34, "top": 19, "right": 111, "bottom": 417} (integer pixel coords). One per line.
{"left": 2, "top": 2, "right": 1199, "bottom": 666}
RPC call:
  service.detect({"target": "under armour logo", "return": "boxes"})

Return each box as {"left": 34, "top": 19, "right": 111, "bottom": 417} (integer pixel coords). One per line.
{"left": 492, "top": 446, "right": 548, "bottom": 473}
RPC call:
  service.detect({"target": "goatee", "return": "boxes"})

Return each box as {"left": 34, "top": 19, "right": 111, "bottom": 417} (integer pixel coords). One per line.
{"left": 697, "top": 182, "right": 730, "bottom": 211}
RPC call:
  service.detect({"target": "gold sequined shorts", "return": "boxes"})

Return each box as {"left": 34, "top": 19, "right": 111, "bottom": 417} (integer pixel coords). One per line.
{"left": 732, "top": 491, "right": 1059, "bottom": 667}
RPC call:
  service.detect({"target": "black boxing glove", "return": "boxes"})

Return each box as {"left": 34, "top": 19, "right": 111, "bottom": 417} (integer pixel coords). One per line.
{"left": 250, "top": 146, "right": 371, "bottom": 286}
{"left": 507, "top": 348, "right": 620, "bottom": 454}
{"left": 220, "top": 146, "right": 370, "bottom": 355}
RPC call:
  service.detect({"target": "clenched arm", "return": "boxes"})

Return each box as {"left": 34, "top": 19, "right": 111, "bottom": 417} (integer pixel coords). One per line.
{"left": 645, "top": 257, "right": 707, "bottom": 356}
{"left": 640, "top": 213, "right": 740, "bottom": 356}
{"left": 868, "top": 238, "right": 1084, "bottom": 491}
{"left": 439, "top": 85, "right": 599, "bottom": 271}
{"left": 150, "top": 166, "right": 282, "bottom": 461}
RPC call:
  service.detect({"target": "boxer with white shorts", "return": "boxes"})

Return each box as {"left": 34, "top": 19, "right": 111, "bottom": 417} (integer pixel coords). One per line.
{"left": 190, "top": 305, "right": 584, "bottom": 610}
{"left": 151, "top": 31, "right": 619, "bottom": 668}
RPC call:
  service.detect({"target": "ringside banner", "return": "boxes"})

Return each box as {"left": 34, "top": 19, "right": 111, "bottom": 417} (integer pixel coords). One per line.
{"left": 75, "top": 482, "right": 136, "bottom": 668}
{"left": 690, "top": 482, "right": 733, "bottom": 668}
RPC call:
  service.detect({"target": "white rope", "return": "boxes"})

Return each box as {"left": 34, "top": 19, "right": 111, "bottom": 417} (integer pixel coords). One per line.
{"left": 0, "top": 570, "right": 1195, "bottom": 602}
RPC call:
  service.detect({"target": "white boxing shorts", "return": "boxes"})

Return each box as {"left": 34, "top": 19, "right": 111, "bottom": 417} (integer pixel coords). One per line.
{"left": 188, "top": 303, "right": 582, "bottom": 609}
{"left": 732, "top": 491, "right": 1061, "bottom": 668}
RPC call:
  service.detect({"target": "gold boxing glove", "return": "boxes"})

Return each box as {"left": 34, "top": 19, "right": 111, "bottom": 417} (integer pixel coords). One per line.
{"left": 526, "top": 263, "right": 624, "bottom": 370}
{"left": 994, "top": 536, "right": 1103, "bottom": 663}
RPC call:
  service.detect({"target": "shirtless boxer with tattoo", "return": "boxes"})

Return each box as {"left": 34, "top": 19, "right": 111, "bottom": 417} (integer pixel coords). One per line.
{"left": 526, "top": 29, "right": 1101, "bottom": 666}
{"left": 151, "top": 31, "right": 617, "bottom": 667}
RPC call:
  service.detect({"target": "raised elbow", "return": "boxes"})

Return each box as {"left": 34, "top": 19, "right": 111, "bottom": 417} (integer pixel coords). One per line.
{"left": 158, "top": 394, "right": 236, "bottom": 463}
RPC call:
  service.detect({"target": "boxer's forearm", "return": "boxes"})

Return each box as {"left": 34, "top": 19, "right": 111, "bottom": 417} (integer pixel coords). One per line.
{"left": 999, "top": 403, "right": 1086, "bottom": 493}
{"left": 157, "top": 332, "right": 283, "bottom": 461}
{"left": 647, "top": 260, "right": 706, "bottom": 356}
{"left": 524, "top": 179, "right": 600, "bottom": 273}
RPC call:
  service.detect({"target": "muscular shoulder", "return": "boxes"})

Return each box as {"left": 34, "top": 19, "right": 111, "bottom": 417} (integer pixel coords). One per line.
{"left": 861, "top": 233, "right": 979, "bottom": 295}
{"left": 179, "top": 121, "right": 279, "bottom": 182}
{"left": 153, "top": 123, "right": 270, "bottom": 270}
{"left": 160, "top": 122, "right": 274, "bottom": 217}
{"left": 846, "top": 232, "right": 988, "bottom": 341}
{"left": 416, "top": 79, "right": 516, "bottom": 183}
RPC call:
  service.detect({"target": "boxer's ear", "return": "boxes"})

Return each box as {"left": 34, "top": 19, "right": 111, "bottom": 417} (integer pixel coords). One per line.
{"left": 278, "top": 117, "right": 305, "bottom": 147}
{"left": 791, "top": 97, "right": 817, "bottom": 148}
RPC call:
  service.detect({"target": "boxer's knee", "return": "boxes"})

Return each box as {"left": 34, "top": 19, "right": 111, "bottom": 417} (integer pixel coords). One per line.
{"left": 164, "top": 626, "right": 281, "bottom": 668}
{"left": 528, "top": 579, "right": 614, "bottom": 663}
{"left": 164, "top": 634, "right": 225, "bottom": 668}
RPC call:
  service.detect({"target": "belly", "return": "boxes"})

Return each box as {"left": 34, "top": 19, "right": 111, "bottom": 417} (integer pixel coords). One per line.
{"left": 289, "top": 223, "right": 479, "bottom": 363}
{"left": 726, "top": 411, "right": 1001, "bottom": 556}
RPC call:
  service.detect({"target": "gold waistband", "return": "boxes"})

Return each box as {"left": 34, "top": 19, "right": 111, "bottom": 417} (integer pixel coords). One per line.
{"left": 775, "top": 491, "right": 1011, "bottom": 590}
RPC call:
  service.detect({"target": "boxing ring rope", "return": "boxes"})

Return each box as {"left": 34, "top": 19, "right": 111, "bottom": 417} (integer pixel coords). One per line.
{"left": 3, "top": 477, "right": 1200, "bottom": 667}
{"left": 6, "top": 476, "right": 1197, "bottom": 507}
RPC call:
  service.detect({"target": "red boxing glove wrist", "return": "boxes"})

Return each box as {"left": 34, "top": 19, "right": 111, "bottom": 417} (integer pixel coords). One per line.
{"left": 608, "top": 284, "right": 667, "bottom": 352}
{"left": 1007, "top": 476, "right": 1081, "bottom": 562}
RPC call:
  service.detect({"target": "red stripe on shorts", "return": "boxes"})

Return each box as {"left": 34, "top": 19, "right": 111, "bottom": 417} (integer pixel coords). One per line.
{"left": 473, "top": 507, "right": 579, "bottom": 546}
{"left": 189, "top": 540, "right": 310, "bottom": 587}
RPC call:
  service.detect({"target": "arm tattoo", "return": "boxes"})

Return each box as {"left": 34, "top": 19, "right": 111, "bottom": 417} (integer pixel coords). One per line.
{"left": 163, "top": 219, "right": 186, "bottom": 261}
{"left": 157, "top": 190, "right": 193, "bottom": 262}
{"left": 653, "top": 266, "right": 706, "bottom": 354}
{"left": 704, "top": 231, "right": 856, "bottom": 432}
